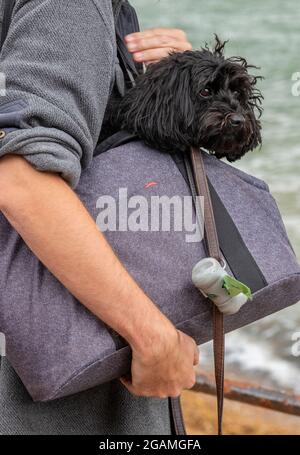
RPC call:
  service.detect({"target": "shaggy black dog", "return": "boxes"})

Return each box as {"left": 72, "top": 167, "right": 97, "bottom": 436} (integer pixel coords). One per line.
{"left": 115, "top": 37, "right": 263, "bottom": 162}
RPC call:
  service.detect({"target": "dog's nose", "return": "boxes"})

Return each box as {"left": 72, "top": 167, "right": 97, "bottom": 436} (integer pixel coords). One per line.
{"left": 229, "top": 114, "right": 245, "bottom": 127}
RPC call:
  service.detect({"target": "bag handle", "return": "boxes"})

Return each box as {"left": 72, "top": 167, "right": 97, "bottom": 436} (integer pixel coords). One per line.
{"left": 190, "top": 147, "right": 225, "bottom": 436}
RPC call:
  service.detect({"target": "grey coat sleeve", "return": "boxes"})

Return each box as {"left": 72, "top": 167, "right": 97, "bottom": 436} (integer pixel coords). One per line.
{"left": 0, "top": 0, "right": 116, "bottom": 188}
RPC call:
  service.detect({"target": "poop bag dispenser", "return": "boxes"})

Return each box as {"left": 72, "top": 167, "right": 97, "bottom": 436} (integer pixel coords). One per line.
{"left": 192, "top": 258, "right": 252, "bottom": 315}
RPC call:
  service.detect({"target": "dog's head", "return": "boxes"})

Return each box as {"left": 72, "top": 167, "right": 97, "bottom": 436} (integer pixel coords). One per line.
{"left": 116, "top": 37, "right": 263, "bottom": 161}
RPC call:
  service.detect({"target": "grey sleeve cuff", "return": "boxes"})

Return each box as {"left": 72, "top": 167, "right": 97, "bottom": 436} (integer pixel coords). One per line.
{"left": 0, "top": 124, "right": 83, "bottom": 188}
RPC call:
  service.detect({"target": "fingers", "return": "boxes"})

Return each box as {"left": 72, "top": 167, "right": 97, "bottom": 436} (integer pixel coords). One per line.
{"left": 131, "top": 47, "right": 177, "bottom": 63}
{"left": 120, "top": 377, "right": 167, "bottom": 398}
{"left": 122, "top": 329, "right": 199, "bottom": 399}
{"left": 120, "top": 377, "right": 192, "bottom": 399}
{"left": 119, "top": 375, "right": 134, "bottom": 392}
{"left": 120, "top": 376, "right": 151, "bottom": 397}
{"left": 126, "top": 36, "right": 191, "bottom": 54}
{"left": 125, "top": 28, "right": 188, "bottom": 42}
{"left": 125, "top": 27, "right": 192, "bottom": 64}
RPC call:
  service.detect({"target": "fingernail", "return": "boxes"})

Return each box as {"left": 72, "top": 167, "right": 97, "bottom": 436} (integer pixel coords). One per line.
{"left": 125, "top": 34, "right": 135, "bottom": 42}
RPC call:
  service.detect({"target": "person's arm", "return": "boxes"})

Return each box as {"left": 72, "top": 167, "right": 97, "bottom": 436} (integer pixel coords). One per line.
{"left": 0, "top": 154, "right": 198, "bottom": 398}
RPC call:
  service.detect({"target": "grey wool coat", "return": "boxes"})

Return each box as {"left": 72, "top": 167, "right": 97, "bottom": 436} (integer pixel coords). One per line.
{"left": 0, "top": 0, "right": 172, "bottom": 435}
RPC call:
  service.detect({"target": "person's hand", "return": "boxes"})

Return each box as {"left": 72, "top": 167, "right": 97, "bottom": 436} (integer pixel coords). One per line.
{"left": 120, "top": 327, "right": 199, "bottom": 398}
{"left": 125, "top": 28, "right": 192, "bottom": 65}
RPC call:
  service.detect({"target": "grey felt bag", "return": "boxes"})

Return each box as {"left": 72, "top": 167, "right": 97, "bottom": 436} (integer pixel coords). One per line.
{"left": 0, "top": 137, "right": 299, "bottom": 403}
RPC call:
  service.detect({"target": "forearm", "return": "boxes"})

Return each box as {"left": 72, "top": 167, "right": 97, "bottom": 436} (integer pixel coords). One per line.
{"left": 0, "top": 155, "right": 175, "bottom": 354}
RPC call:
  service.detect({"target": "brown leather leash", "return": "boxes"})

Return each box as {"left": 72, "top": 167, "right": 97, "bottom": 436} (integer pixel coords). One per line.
{"left": 190, "top": 147, "right": 225, "bottom": 436}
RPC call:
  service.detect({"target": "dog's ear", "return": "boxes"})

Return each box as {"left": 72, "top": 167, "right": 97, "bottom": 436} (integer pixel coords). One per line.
{"left": 249, "top": 79, "right": 264, "bottom": 118}
{"left": 117, "top": 55, "right": 196, "bottom": 152}
{"left": 166, "top": 62, "right": 195, "bottom": 130}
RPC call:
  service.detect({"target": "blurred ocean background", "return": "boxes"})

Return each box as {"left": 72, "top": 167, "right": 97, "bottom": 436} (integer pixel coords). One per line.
{"left": 133, "top": 0, "right": 300, "bottom": 393}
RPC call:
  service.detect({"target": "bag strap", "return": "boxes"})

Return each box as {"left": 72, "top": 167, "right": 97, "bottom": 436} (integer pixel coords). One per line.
{"left": 94, "top": 130, "right": 139, "bottom": 156}
{"left": 190, "top": 147, "right": 225, "bottom": 436}
{"left": 112, "top": 0, "right": 144, "bottom": 95}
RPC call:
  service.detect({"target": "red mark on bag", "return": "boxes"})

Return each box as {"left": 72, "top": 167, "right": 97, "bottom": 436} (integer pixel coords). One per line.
{"left": 144, "top": 181, "right": 158, "bottom": 189}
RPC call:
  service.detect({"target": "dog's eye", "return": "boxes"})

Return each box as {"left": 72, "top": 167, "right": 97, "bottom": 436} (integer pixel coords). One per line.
{"left": 200, "top": 88, "right": 212, "bottom": 98}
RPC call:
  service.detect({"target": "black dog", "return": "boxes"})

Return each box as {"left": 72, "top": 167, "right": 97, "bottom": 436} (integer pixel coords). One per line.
{"left": 115, "top": 37, "right": 263, "bottom": 162}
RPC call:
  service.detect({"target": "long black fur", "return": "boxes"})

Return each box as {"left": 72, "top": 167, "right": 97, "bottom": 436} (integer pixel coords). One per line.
{"left": 114, "top": 37, "right": 263, "bottom": 161}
